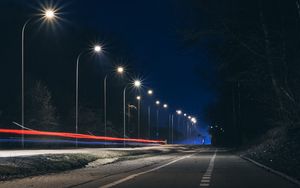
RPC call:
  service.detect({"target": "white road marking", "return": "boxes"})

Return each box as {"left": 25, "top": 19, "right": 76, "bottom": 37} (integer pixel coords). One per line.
{"left": 200, "top": 183, "right": 210, "bottom": 186}
{"left": 99, "top": 154, "right": 193, "bottom": 188}
{"left": 200, "top": 150, "right": 217, "bottom": 187}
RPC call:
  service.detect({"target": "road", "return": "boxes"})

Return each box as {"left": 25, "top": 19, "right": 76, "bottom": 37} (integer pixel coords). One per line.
{"left": 0, "top": 146, "right": 298, "bottom": 188}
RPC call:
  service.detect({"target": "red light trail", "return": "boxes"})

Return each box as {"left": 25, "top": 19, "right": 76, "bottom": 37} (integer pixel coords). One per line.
{"left": 0, "top": 129, "right": 166, "bottom": 144}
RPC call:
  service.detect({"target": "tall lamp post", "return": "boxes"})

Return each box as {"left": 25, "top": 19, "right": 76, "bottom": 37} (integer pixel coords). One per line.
{"left": 176, "top": 110, "right": 182, "bottom": 141}
{"left": 176, "top": 110, "right": 182, "bottom": 127}
{"left": 75, "top": 45, "right": 102, "bottom": 147}
{"left": 21, "top": 9, "right": 57, "bottom": 148}
{"left": 188, "top": 116, "right": 192, "bottom": 138}
{"left": 147, "top": 89, "right": 153, "bottom": 139}
{"left": 171, "top": 114, "right": 174, "bottom": 144}
{"left": 155, "top": 100, "right": 160, "bottom": 139}
{"left": 163, "top": 104, "right": 168, "bottom": 140}
{"left": 136, "top": 96, "right": 141, "bottom": 138}
{"left": 103, "top": 66, "right": 124, "bottom": 139}
{"left": 123, "top": 80, "right": 141, "bottom": 147}
{"left": 191, "top": 117, "right": 197, "bottom": 144}
{"left": 183, "top": 113, "right": 187, "bottom": 139}
{"left": 168, "top": 114, "right": 171, "bottom": 142}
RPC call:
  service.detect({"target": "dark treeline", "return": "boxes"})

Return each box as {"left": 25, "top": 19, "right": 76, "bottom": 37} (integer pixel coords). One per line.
{"left": 179, "top": 0, "right": 300, "bottom": 146}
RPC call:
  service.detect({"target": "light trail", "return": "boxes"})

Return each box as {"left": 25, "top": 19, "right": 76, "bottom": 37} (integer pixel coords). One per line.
{"left": 0, "top": 139, "right": 160, "bottom": 146}
{"left": 0, "top": 129, "right": 166, "bottom": 144}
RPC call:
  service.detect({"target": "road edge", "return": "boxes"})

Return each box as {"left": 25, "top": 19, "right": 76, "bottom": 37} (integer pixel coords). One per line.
{"left": 240, "top": 155, "right": 300, "bottom": 187}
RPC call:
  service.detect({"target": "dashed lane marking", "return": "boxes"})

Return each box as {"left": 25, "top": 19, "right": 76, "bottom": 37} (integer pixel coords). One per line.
{"left": 200, "top": 150, "right": 217, "bottom": 187}
{"left": 200, "top": 183, "right": 210, "bottom": 186}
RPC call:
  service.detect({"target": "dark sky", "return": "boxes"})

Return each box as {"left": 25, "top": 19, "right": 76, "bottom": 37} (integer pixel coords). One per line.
{"left": 72, "top": 0, "right": 217, "bottom": 117}
{"left": 0, "top": 0, "right": 217, "bottom": 133}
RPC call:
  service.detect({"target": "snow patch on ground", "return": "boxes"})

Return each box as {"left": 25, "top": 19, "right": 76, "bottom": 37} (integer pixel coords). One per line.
{"left": 0, "top": 145, "right": 176, "bottom": 181}
{"left": 86, "top": 157, "right": 119, "bottom": 167}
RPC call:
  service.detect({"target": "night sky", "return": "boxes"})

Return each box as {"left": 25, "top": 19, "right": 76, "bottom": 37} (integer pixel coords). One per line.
{"left": 0, "top": 0, "right": 217, "bottom": 141}
{"left": 71, "top": 0, "right": 216, "bottom": 117}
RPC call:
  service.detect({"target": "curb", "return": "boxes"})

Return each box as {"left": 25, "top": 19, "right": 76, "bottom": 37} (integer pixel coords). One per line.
{"left": 240, "top": 155, "right": 300, "bottom": 187}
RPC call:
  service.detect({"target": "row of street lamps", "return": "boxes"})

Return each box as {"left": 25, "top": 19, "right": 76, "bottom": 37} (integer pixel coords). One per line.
{"left": 19, "top": 8, "right": 198, "bottom": 147}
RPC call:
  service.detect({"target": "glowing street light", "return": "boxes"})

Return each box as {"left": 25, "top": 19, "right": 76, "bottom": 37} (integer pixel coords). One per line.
{"left": 117, "top": 66, "right": 124, "bottom": 74}
{"left": 103, "top": 65, "right": 125, "bottom": 142}
{"left": 176, "top": 110, "right": 182, "bottom": 115}
{"left": 75, "top": 44, "right": 102, "bottom": 147}
{"left": 147, "top": 89, "right": 153, "bottom": 95}
{"left": 188, "top": 116, "right": 191, "bottom": 119}
{"left": 133, "top": 80, "right": 142, "bottom": 88}
{"left": 134, "top": 80, "right": 141, "bottom": 87}
{"left": 21, "top": 7, "right": 59, "bottom": 148}
{"left": 123, "top": 79, "right": 142, "bottom": 146}
{"left": 94, "top": 45, "right": 102, "bottom": 52}
{"left": 45, "top": 9, "right": 55, "bottom": 19}
{"left": 156, "top": 100, "right": 160, "bottom": 105}
{"left": 163, "top": 104, "right": 168, "bottom": 108}
{"left": 191, "top": 117, "right": 197, "bottom": 124}
{"left": 184, "top": 113, "right": 187, "bottom": 117}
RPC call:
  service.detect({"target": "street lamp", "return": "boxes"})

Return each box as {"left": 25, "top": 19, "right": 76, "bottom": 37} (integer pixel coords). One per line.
{"left": 136, "top": 95, "right": 141, "bottom": 138}
{"left": 183, "top": 114, "right": 189, "bottom": 140}
{"left": 21, "top": 8, "right": 58, "bottom": 148}
{"left": 191, "top": 117, "right": 197, "bottom": 124}
{"left": 75, "top": 44, "right": 102, "bottom": 147}
{"left": 147, "top": 89, "right": 153, "bottom": 95}
{"left": 147, "top": 89, "right": 153, "bottom": 139}
{"left": 171, "top": 114, "right": 174, "bottom": 144}
{"left": 176, "top": 110, "right": 182, "bottom": 138}
{"left": 103, "top": 66, "right": 125, "bottom": 141}
{"left": 134, "top": 80, "right": 141, "bottom": 87}
{"left": 123, "top": 79, "right": 142, "bottom": 147}
{"left": 162, "top": 103, "right": 171, "bottom": 142}
{"left": 155, "top": 100, "right": 160, "bottom": 139}
{"left": 94, "top": 45, "right": 102, "bottom": 52}
{"left": 117, "top": 66, "right": 124, "bottom": 73}
{"left": 176, "top": 110, "right": 182, "bottom": 115}
{"left": 190, "top": 117, "right": 197, "bottom": 140}
{"left": 45, "top": 9, "right": 55, "bottom": 19}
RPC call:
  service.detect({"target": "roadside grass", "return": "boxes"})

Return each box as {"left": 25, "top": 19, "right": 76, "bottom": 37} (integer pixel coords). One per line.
{"left": 0, "top": 153, "right": 98, "bottom": 181}
{"left": 0, "top": 147, "right": 167, "bottom": 181}
{"left": 242, "top": 126, "right": 300, "bottom": 181}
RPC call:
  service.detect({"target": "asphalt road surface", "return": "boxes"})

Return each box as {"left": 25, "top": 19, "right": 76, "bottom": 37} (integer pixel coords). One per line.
{"left": 0, "top": 146, "right": 298, "bottom": 188}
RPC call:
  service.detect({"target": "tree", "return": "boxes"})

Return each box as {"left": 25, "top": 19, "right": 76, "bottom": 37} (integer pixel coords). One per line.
{"left": 178, "top": 0, "right": 300, "bottom": 145}
{"left": 26, "top": 81, "right": 59, "bottom": 131}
